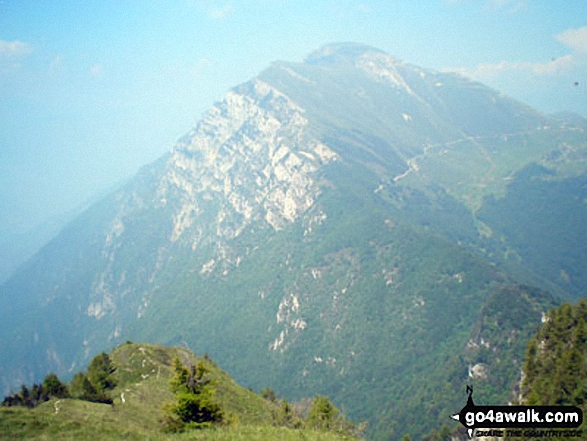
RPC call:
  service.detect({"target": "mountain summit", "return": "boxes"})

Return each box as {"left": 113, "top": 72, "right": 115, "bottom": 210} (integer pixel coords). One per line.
{"left": 1, "top": 44, "right": 586, "bottom": 439}
{"left": 304, "top": 42, "right": 390, "bottom": 64}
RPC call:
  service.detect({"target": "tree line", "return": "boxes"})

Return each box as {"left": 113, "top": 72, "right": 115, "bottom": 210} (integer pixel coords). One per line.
{"left": 1, "top": 352, "right": 117, "bottom": 408}
{"left": 163, "top": 357, "right": 365, "bottom": 437}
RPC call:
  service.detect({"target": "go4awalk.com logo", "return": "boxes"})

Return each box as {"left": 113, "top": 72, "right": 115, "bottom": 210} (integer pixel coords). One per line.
{"left": 451, "top": 386, "right": 583, "bottom": 439}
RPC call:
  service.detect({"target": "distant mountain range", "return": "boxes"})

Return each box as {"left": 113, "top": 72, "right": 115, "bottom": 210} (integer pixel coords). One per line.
{"left": 1, "top": 42, "right": 586, "bottom": 439}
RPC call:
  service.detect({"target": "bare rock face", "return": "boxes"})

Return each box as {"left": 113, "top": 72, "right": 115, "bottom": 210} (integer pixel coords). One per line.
{"left": 86, "top": 78, "right": 338, "bottom": 323}
{"left": 355, "top": 51, "right": 417, "bottom": 97}
{"left": 160, "top": 79, "right": 337, "bottom": 240}
{"left": 2, "top": 43, "right": 583, "bottom": 441}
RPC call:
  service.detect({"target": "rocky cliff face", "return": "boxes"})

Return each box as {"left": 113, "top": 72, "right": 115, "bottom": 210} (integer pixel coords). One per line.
{"left": 86, "top": 78, "right": 337, "bottom": 324}
{"left": 1, "top": 43, "right": 585, "bottom": 439}
{"left": 162, "top": 79, "right": 336, "bottom": 238}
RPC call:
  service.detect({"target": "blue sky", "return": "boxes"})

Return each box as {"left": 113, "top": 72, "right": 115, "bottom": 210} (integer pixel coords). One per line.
{"left": 1, "top": 0, "right": 586, "bottom": 239}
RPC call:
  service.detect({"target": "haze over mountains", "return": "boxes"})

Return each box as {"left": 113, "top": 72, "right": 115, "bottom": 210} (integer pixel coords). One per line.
{"left": 1, "top": 43, "right": 586, "bottom": 439}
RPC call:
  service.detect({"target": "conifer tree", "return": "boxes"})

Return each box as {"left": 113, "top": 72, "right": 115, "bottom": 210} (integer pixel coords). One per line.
{"left": 521, "top": 299, "right": 587, "bottom": 410}
{"left": 70, "top": 372, "right": 97, "bottom": 400}
{"left": 306, "top": 395, "right": 340, "bottom": 430}
{"left": 87, "top": 352, "right": 117, "bottom": 392}
{"left": 163, "top": 358, "right": 223, "bottom": 431}
{"left": 43, "top": 373, "right": 69, "bottom": 398}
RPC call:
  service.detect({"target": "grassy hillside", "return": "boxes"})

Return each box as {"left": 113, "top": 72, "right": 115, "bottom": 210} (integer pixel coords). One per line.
{"left": 520, "top": 299, "right": 587, "bottom": 408}
{"left": 1, "top": 44, "right": 586, "bottom": 441}
{"left": 0, "top": 343, "right": 359, "bottom": 441}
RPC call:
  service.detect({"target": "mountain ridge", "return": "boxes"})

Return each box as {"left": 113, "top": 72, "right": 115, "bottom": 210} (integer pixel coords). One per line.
{"left": 1, "top": 43, "right": 586, "bottom": 439}
{"left": 0, "top": 342, "right": 360, "bottom": 440}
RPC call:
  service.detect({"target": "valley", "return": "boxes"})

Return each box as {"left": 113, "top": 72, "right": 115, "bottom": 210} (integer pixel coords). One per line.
{"left": 1, "top": 43, "right": 586, "bottom": 439}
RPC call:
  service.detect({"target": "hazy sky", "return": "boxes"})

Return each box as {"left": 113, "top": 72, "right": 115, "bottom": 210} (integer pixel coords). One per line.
{"left": 1, "top": 0, "right": 586, "bottom": 238}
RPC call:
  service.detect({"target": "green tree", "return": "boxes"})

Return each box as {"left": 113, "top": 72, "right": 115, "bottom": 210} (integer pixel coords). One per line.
{"left": 521, "top": 299, "right": 587, "bottom": 410}
{"left": 70, "top": 372, "right": 112, "bottom": 404}
{"left": 274, "top": 398, "right": 303, "bottom": 429}
{"left": 1, "top": 380, "right": 54, "bottom": 408}
{"left": 20, "top": 385, "right": 30, "bottom": 406}
{"left": 437, "top": 425, "right": 452, "bottom": 440}
{"left": 70, "top": 372, "right": 97, "bottom": 400}
{"left": 43, "top": 373, "right": 69, "bottom": 398}
{"left": 260, "top": 387, "right": 277, "bottom": 402}
{"left": 305, "top": 395, "right": 360, "bottom": 436}
{"left": 163, "top": 358, "right": 223, "bottom": 432}
{"left": 5, "top": 374, "right": 69, "bottom": 408}
{"left": 87, "top": 353, "right": 117, "bottom": 392}
{"left": 306, "top": 395, "right": 340, "bottom": 430}
{"left": 30, "top": 383, "right": 47, "bottom": 407}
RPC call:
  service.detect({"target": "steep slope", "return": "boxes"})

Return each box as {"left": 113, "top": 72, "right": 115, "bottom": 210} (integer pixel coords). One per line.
{"left": 1, "top": 43, "right": 586, "bottom": 439}
{"left": 520, "top": 300, "right": 587, "bottom": 408}
{"left": 0, "top": 343, "right": 358, "bottom": 440}
{"left": 478, "top": 163, "right": 587, "bottom": 297}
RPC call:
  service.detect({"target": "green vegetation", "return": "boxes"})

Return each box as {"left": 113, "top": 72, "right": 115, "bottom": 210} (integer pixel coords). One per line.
{"left": 2, "top": 352, "right": 117, "bottom": 408}
{"left": 0, "top": 343, "right": 360, "bottom": 440}
{"left": 461, "top": 285, "right": 558, "bottom": 404}
{"left": 479, "top": 164, "right": 587, "bottom": 298}
{"left": 306, "top": 395, "right": 352, "bottom": 433}
{"left": 1, "top": 374, "right": 69, "bottom": 408}
{"left": 2, "top": 44, "right": 587, "bottom": 441}
{"left": 415, "top": 298, "right": 587, "bottom": 441}
{"left": 520, "top": 299, "right": 587, "bottom": 407}
{"left": 69, "top": 352, "right": 117, "bottom": 404}
{"left": 88, "top": 353, "right": 117, "bottom": 392}
{"left": 162, "top": 358, "right": 223, "bottom": 431}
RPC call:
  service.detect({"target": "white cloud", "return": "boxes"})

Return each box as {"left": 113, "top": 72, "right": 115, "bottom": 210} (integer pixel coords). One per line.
{"left": 207, "top": 3, "right": 233, "bottom": 19}
{"left": 88, "top": 64, "right": 104, "bottom": 77}
{"left": 449, "top": 25, "right": 587, "bottom": 82}
{"left": 0, "top": 40, "right": 33, "bottom": 57}
{"left": 48, "top": 55, "right": 65, "bottom": 76}
{"left": 503, "top": 1, "right": 527, "bottom": 13}
{"left": 442, "top": 0, "right": 527, "bottom": 11}
{"left": 469, "top": 54, "right": 575, "bottom": 78}
{"left": 190, "top": 58, "right": 212, "bottom": 77}
{"left": 487, "top": 0, "right": 525, "bottom": 9}
{"left": 185, "top": 0, "right": 234, "bottom": 20}
{"left": 0, "top": 40, "right": 33, "bottom": 73}
{"left": 556, "top": 26, "right": 587, "bottom": 54}
{"left": 357, "top": 3, "right": 371, "bottom": 13}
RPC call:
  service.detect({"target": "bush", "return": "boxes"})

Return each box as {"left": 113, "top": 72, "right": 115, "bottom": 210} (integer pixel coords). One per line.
{"left": 306, "top": 395, "right": 340, "bottom": 430}
{"left": 1, "top": 373, "right": 70, "bottom": 408}
{"left": 163, "top": 358, "right": 223, "bottom": 432}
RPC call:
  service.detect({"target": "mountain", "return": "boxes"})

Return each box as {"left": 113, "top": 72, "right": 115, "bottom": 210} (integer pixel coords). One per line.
{"left": 1, "top": 42, "right": 586, "bottom": 439}
{"left": 0, "top": 216, "right": 65, "bottom": 285}
{"left": 551, "top": 111, "right": 587, "bottom": 131}
{"left": 519, "top": 299, "right": 587, "bottom": 409}
{"left": 0, "top": 342, "right": 359, "bottom": 440}
{"left": 420, "top": 297, "right": 587, "bottom": 440}
{"left": 0, "top": 176, "right": 128, "bottom": 284}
